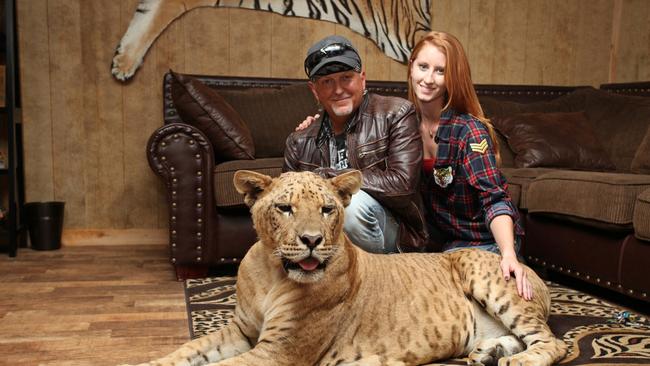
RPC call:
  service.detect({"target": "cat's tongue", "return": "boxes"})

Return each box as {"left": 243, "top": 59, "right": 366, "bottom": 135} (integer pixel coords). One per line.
{"left": 298, "top": 258, "right": 320, "bottom": 271}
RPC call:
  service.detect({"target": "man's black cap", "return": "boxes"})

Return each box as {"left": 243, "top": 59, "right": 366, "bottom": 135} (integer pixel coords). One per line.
{"left": 304, "top": 35, "right": 362, "bottom": 78}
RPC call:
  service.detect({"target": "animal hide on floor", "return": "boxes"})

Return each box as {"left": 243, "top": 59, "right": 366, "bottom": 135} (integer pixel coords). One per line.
{"left": 111, "top": 0, "right": 431, "bottom": 81}
{"left": 185, "top": 277, "right": 650, "bottom": 366}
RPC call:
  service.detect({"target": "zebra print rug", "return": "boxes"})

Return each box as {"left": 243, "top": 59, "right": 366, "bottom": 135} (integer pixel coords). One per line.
{"left": 184, "top": 277, "right": 650, "bottom": 365}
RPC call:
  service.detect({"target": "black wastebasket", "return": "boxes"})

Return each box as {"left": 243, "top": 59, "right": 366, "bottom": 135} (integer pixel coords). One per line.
{"left": 25, "top": 201, "right": 65, "bottom": 251}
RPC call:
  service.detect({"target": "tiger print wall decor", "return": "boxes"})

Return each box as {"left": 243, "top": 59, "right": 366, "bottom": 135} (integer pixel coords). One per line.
{"left": 111, "top": 0, "right": 431, "bottom": 81}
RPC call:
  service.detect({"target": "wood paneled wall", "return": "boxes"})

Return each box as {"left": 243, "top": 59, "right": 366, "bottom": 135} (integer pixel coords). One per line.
{"left": 16, "top": 0, "right": 650, "bottom": 231}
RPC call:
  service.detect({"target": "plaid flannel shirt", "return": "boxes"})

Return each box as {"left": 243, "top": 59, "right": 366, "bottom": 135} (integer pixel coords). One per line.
{"left": 421, "top": 109, "right": 524, "bottom": 250}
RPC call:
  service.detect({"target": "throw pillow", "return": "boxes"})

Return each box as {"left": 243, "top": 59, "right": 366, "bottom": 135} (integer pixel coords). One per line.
{"left": 218, "top": 84, "right": 319, "bottom": 158}
{"left": 631, "top": 125, "right": 650, "bottom": 174}
{"left": 170, "top": 71, "right": 255, "bottom": 160}
{"left": 492, "top": 111, "right": 616, "bottom": 170}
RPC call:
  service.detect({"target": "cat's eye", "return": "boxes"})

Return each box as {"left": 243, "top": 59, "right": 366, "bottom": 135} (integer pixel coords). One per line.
{"left": 275, "top": 204, "right": 292, "bottom": 215}
{"left": 321, "top": 205, "right": 334, "bottom": 215}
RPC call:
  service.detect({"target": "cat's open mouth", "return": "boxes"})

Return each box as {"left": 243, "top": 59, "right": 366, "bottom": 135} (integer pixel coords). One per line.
{"left": 282, "top": 257, "right": 327, "bottom": 272}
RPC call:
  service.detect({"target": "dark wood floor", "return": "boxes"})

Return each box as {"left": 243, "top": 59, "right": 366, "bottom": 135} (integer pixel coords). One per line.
{"left": 0, "top": 244, "right": 189, "bottom": 366}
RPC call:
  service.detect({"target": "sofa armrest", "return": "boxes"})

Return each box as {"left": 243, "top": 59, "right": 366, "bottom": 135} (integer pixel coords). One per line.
{"left": 146, "top": 123, "right": 218, "bottom": 268}
{"left": 633, "top": 187, "right": 650, "bottom": 241}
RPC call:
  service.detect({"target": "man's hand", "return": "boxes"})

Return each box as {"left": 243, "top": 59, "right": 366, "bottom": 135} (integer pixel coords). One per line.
{"left": 500, "top": 253, "right": 533, "bottom": 301}
{"left": 295, "top": 114, "right": 320, "bottom": 131}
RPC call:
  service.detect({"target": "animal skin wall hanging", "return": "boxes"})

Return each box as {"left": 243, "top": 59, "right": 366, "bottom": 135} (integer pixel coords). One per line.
{"left": 111, "top": 0, "right": 431, "bottom": 81}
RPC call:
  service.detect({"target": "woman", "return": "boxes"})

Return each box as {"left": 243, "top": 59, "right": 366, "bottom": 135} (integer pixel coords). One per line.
{"left": 409, "top": 31, "right": 531, "bottom": 299}
{"left": 297, "top": 31, "right": 532, "bottom": 300}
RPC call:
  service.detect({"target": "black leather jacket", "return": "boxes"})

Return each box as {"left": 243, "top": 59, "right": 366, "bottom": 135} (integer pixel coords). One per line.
{"left": 283, "top": 93, "right": 427, "bottom": 251}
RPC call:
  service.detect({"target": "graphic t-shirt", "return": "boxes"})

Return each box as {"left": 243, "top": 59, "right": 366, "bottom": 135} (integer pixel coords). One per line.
{"left": 333, "top": 133, "right": 349, "bottom": 170}
{"left": 320, "top": 114, "right": 352, "bottom": 171}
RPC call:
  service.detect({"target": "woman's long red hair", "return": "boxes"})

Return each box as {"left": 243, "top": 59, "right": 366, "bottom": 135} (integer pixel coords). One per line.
{"left": 407, "top": 31, "right": 501, "bottom": 165}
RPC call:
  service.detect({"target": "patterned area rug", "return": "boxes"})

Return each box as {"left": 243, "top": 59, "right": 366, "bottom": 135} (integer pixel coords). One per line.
{"left": 184, "top": 277, "right": 650, "bottom": 365}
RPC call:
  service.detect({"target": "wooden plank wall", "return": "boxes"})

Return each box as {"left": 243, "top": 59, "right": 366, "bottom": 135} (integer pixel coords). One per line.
{"left": 432, "top": 0, "right": 626, "bottom": 85}
{"left": 15, "top": 0, "right": 650, "bottom": 234}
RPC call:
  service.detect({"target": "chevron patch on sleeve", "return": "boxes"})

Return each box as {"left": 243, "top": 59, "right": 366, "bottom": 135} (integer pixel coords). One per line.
{"left": 469, "top": 139, "right": 488, "bottom": 154}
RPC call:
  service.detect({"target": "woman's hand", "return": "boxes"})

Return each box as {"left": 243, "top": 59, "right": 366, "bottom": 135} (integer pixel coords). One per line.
{"left": 500, "top": 253, "right": 533, "bottom": 301}
{"left": 489, "top": 215, "right": 532, "bottom": 300}
{"left": 295, "top": 114, "right": 319, "bottom": 131}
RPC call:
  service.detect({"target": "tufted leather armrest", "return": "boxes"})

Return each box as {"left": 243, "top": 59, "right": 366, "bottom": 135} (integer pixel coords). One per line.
{"left": 146, "top": 123, "right": 218, "bottom": 270}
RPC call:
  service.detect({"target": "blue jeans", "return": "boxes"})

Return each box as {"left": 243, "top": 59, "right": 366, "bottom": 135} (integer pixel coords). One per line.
{"left": 344, "top": 190, "right": 400, "bottom": 253}
{"left": 444, "top": 237, "right": 523, "bottom": 258}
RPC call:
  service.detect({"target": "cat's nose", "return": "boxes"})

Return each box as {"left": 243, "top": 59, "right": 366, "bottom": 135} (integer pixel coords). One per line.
{"left": 300, "top": 234, "right": 323, "bottom": 249}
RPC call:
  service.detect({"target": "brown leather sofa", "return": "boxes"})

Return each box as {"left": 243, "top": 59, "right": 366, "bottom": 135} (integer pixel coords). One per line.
{"left": 147, "top": 72, "right": 650, "bottom": 305}
{"left": 482, "top": 82, "right": 650, "bottom": 304}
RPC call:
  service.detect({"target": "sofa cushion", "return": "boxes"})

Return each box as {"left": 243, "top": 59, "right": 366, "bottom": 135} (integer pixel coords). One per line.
{"left": 495, "top": 131, "right": 515, "bottom": 168}
{"left": 483, "top": 88, "right": 650, "bottom": 171}
{"left": 492, "top": 111, "right": 616, "bottom": 171}
{"left": 213, "top": 158, "right": 285, "bottom": 208}
{"left": 505, "top": 183, "right": 521, "bottom": 208}
{"left": 634, "top": 188, "right": 650, "bottom": 241}
{"left": 526, "top": 170, "right": 650, "bottom": 226}
{"left": 500, "top": 167, "right": 561, "bottom": 209}
{"left": 631, "top": 125, "right": 650, "bottom": 174}
{"left": 218, "top": 84, "right": 318, "bottom": 158}
{"left": 480, "top": 93, "right": 578, "bottom": 119}
{"left": 579, "top": 90, "right": 650, "bottom": 171}
{"left": 170, "top": 72, "right": 255, "bottom": 161}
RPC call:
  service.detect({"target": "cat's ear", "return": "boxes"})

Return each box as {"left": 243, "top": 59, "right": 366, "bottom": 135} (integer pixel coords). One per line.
{"left": 330, "top": 170, "right": 362, "bottom": 207}
{"left": 234, "top": 170, "right": 273, "bottom": 207}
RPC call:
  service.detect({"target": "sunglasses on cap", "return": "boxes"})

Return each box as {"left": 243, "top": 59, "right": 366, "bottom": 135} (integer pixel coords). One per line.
{"left": 304, "top": 43, "right": 360, "bottom": 77}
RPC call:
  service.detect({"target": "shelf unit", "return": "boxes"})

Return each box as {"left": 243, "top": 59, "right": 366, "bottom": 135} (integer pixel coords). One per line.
{"left": 0, "top": 0, "right": 25, "bottom": 257}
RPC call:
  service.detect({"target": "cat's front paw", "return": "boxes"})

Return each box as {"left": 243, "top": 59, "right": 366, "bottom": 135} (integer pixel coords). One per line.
{"left": 111, "top": 44, "right": 142, "bottom": 82}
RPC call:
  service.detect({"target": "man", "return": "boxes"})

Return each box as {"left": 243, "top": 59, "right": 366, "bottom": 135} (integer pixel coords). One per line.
{"left": 283, "top": 35, "right": 427, "bottom": 253}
